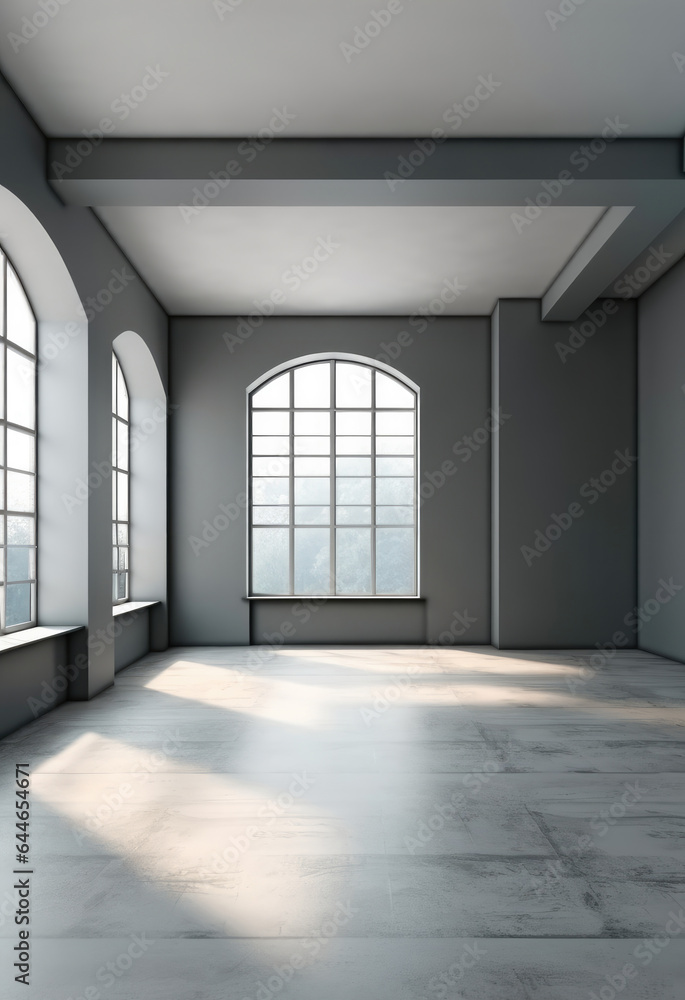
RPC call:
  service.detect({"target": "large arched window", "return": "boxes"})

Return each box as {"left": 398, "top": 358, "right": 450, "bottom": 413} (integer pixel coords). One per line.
{"left": 112, "top": 352, "right": 129, "bottom": 603}
{"left": 249, "top": 357, "right": 418, "bottom": 597}
{"left": 1, "top": 247, "right": 37, "bottom": 632}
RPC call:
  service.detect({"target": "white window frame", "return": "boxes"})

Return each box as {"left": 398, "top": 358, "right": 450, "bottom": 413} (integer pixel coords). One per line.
{"left": 0, "top": 247, "right": 38, "bottom": 634}
{"left": 247, "top": 354, "right": 419, "bottom": 598}
{"left": 112, "top": 351, "right": 130, "bottom": 604}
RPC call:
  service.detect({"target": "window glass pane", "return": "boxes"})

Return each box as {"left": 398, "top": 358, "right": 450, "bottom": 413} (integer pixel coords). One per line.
{"left": 7, "top": 547, "right": 34, "bottom": 582}
{"left": 7, "top": 516, "right": 34, "bottom": 544}
{"left": 253, "top": 478, "right": 289, "bottom": 505}
{"left": 336, "top": 436, "right": 371, "bottom": 455}
{"left": 7, "top": 350, "right": 35, "bottom": 429}
{"left": 252, "top": 528, "right": 289, "bottom": 593}
{"left": 117, "top": 524, "right": 128, "bottom": 545}
{"left": 294, "top": 436, "right": 330, "bottom": 455}
{"left": 376, "top": 411, "right": 414, "bottom": 435}
{"left": 336, "top": 363, "right": 371, "bottom": 408}
{"left": 336, "top": 528, "right": 372, "bottom": 594}
{"left": 377, "top": 506, "right": 414, "bottom": 525}
{"left": 252, "top": 372, "right": 290, "bottom": 408}
{"left": 0, "top": 345, "right": 4, "bottom": 419}
{"left": 117, "top": 420, "right": 129, "bottom": 470}
{"left": 294, "top": 506, "right": 329, "bottom": 525}
{"left": 336, "top": 477, "right": 371, "bottom": 504}
{"left": 336, "top": 411, "right": 371, "bottom": 434}
{"left": 336, "top": 506, "right": 372, "bottom": 525}
{"left": 376, "top": 372, "right": 414, "bottom": 408}
{"left": 294, "top": 478, "right": 329, "bottom": 504}
{"left": 336, "top": 457, "right": 371, "bottom": 476}
{"left": 117, "top": 472, "right": 129, "bottom": 522}
{"left": 7, "top": 429, "right": 34, "bottom": 472}
{"left": 117, "top": 573, "right": 128, "bottom": 600}
{"left": 294, "top": 457, "right": 329, "bottom": 476}
{"left": 253, "top": 411, "right": 289, "bottom": 435}
{"left": 253, "top": 436, "right": 289, "bottom": 455}
{"left": 6, "top": 267, "right": 35, "bottom": 354}
{"left": 6, "top": 583, "right": 31, "bottom": 627}
{"left": 376, "top": 456, "right": 414, "bottom": 476}
{"left": 294, "top": 362, "right": 330, "bottom": 408}
{"left": 376, "top": 436, "right": 414, "bottom": 455}
{"left": 116, "top": 362, "right": 129, "bottom": 420}
{"left": 253, "top": 506, "right": 289, "bottom": 525}
{"left": 118, "top": 548, "right": 128, "bottom": 570}
{"left": 294, "top": 528, "right": 330, "bottom": 594}
{"left": 376, "top": 527, "right": 415, "bottom": 594}
{"left": 294, "top": 411, "right": 330, "bottom": 435}
{"left": 253, "top": 456, "right": 290, "bottom": 476}
{"left": 376, "top": 477, "right": 414, "bottom": 505}
{"left": 7, "top": 472, "right": 35, "bottom": 513}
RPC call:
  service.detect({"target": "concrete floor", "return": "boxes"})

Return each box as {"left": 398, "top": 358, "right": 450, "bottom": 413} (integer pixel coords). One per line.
{"left": 1, "top": 645, "right": 684, "bottom": 998}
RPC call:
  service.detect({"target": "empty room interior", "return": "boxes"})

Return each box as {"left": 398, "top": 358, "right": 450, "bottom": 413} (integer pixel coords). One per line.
{"left": 1, "top": 1, "right": 685, "bottom": 997}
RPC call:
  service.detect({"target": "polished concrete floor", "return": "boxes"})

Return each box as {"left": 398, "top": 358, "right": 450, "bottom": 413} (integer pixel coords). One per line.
{"left": 1, "top": 645, "right": 685, "bottom": 998}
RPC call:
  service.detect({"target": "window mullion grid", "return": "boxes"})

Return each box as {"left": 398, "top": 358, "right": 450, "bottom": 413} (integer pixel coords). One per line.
{"left": 371, "top": 369, "right": 377, "bottom": 596}
{"left": 288, "top": 369, "right": 294, "bottom": 597}
{"left": 330, "top": 360, "right": 336, "bottom": 596}
{"left": 1, "top": 254, "right": 5, "bottom": 633}
{"left": 112, "top": 366, "right": 118, "bottom": 603}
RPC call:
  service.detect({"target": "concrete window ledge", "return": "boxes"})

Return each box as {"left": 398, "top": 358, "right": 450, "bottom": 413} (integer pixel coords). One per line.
{"left": 0, "top": 625, "right": 84, "bottom": 656}
{"left": 112, "top": 600, "right": 160, "bottom": 617}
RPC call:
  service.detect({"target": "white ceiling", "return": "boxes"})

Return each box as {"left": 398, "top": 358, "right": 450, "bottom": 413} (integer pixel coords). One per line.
{"left": 0, "top": 0, "right": 683, "bottom": 137}
{"left": 96, "top": 205, "right": 606, "bottom": 315}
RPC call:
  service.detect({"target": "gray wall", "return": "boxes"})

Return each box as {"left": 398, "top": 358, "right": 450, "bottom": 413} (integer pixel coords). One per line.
{"left": 170, "top": 316, "right": 491, "bottom": 645}
{"left": 114, "top": 608, "right": 152, "bottom": 674}
{"left": 0, "top": 72, "right": 168, "bottom": 734}
{"left": 492, "top": 299, "right": 637, "bottom": 647}
{"left": 638, "top": 258, "right": 685, "bottom": 660}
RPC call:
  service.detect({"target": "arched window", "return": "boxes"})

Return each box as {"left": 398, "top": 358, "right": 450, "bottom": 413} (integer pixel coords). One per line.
{"left": 249, "top": 357, "right": 417, "bottom": 596}
{"left": 112, "top": 352, "right": 129, "bottom": 603}
{"left": 1, "top": 247, "right": 37, "bottom": 632}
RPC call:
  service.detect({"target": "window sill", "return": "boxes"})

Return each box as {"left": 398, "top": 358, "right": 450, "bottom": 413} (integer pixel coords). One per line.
{"left": 244, "top": 595, "right": 424, "bottom": 600}
{"left": 112, "top": 600, "right": 160, "bottom": 617}
{"left": 0, "top": 624, "right": 84, "bottom": 655}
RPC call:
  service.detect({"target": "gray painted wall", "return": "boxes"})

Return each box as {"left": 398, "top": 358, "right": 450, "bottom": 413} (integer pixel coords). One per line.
{"left": 170, "top": 316, "right": 491, "bottom": 645}
{"left": 114, "top": 608, "right": 151, "bottom": 673}
{"left": 0, "top": 73, "right": 168, "bottom": 735}
{"left": 638, "top": 257, "right": 685, "bottom": 660}
{"left": 492, "top": 299, "right": 637, "bottom": 648}
{"left": 0, "top": 634, "right": 72, "bottom": 739}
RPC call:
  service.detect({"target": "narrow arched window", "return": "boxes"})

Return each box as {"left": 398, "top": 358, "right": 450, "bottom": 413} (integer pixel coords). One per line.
{"left": 249, "top": 357, "right": 417, "bottom": 596}
{"left": 1, "top": 247, "right": 37, "bottom": 632}
{"left": 112, "top": 352, "right": 129, "bottom": 603}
